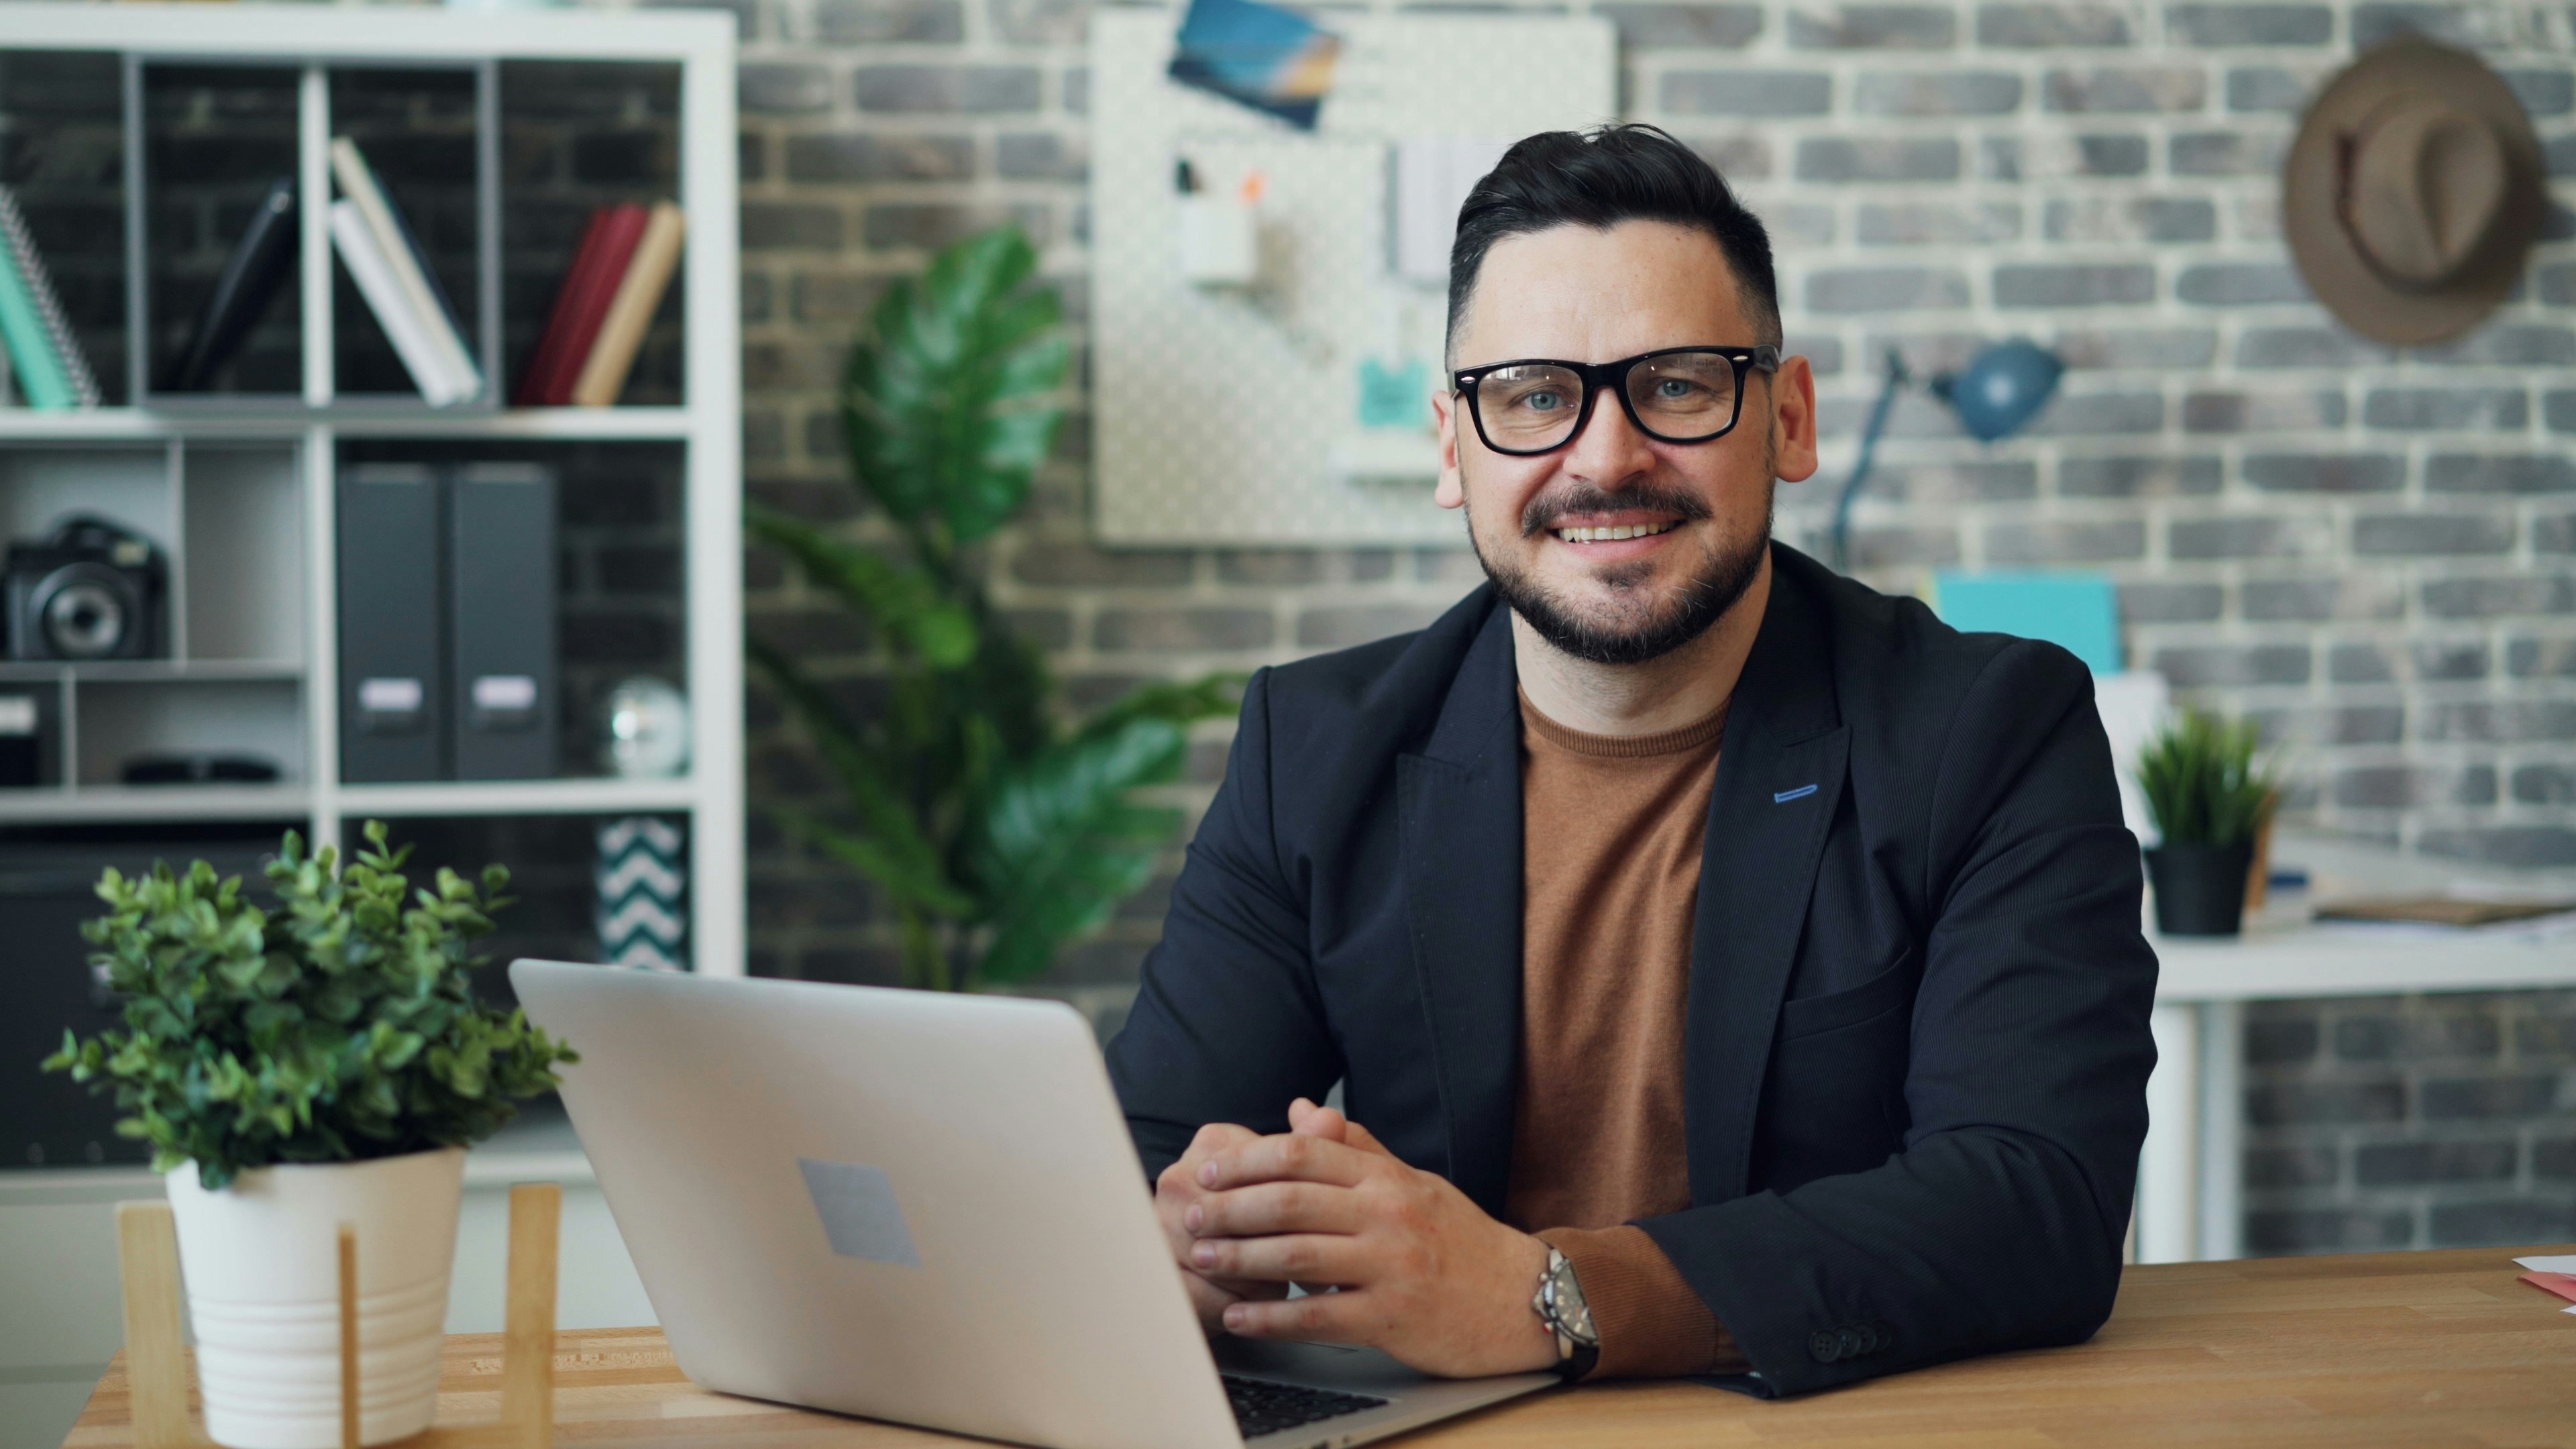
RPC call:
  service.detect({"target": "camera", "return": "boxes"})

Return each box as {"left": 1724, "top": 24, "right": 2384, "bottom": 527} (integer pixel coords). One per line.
{"left": 5, "top": 515, "right": 168, "bottom": 661}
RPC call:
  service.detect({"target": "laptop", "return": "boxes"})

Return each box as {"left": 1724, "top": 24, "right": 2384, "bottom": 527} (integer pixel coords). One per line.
{"left": 511, "top": 961, "right": 1558, "bottom": 1449}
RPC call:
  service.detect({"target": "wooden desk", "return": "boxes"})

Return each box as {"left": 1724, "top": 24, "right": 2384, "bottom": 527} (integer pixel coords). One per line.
{"left": 61, "top": 1244, "right": 2576, "bottom": 1449}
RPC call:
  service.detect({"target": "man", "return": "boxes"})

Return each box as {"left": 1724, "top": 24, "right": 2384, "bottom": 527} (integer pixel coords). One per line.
{"left": 1105, "top": 125, "right": 2157, "bottom": 1397}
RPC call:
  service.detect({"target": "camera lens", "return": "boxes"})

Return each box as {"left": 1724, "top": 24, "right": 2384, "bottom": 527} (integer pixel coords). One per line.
{"left": 43, "top": 579, "right": 127, "bottom": 659}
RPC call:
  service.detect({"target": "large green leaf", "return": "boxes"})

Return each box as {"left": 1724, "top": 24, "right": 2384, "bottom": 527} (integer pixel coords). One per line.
{"left": 745, "top": 502, "right": 975, "bottom": 668}
{"left": 772, "top": 808, "right": 974, "bottom": 920}
{"left": 967, "top": 716, "right": 1191, "bottom": 985}
{"left": 844, "top": 227, "right": 1069, "bottom": 550}
{"left": 745, "top": 637, "right": 974, "bottom": 916}
{"left": 1076, "top": 673, "right": 1244, "bottom": 745}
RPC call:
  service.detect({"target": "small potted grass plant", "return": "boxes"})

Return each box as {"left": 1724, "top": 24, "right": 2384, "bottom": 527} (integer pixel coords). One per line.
{"left": 44, "top": 821, "right": 576, "bottom": 1449}
{"left": 2137, "top": 710, "right": 2279, "bottom": 936}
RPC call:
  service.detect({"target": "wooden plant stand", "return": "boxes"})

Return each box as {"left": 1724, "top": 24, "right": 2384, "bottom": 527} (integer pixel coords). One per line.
{"left": 115, "top": 1181, "right": 563, "bottom": 1449}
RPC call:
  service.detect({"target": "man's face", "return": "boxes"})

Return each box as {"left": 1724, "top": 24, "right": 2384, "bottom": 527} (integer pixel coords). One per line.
{"left": 1433, "top": 220, "right": 1818, "bottom": 665}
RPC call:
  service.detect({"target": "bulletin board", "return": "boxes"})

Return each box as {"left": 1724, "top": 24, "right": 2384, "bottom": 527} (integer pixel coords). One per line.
{"left": 1090, "top": 8, "right": 1617, "bottom": 545}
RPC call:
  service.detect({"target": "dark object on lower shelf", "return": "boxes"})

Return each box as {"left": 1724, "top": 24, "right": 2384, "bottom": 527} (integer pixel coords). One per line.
{"left": 0, "top": 692, "right": 36, "bottom": 787}
{"left": 121, "top": 753, "right": 281, "bottom": 786}
{"left": 0, "top": 827, "right": 286, "bottom": 1169}
{"left": 2145, "top": 841, "right": 2255, "bottom": 936}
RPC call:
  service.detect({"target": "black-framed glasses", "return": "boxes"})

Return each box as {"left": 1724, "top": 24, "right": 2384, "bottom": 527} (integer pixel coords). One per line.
{"left": 1452, "top": 345, "right": 1781, "bottom": 457}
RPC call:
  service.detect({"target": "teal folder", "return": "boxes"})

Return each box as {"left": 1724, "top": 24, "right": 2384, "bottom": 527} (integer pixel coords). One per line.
{"left": 1933, "top": 572, "right": 2123, "bottom": 675}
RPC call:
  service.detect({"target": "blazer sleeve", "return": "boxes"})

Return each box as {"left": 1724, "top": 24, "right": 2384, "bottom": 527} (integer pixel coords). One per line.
{"left": 1106, "top": 666, "right": 1344, "bottom": 1184}
{"left": 1636, "top": 641, "right": 2159, "bottom": 1397}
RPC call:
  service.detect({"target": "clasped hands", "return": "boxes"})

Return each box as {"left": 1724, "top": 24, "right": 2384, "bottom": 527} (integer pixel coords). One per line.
{"left": 1152, "top": 1097, "right": 1560, "bottom": 1379}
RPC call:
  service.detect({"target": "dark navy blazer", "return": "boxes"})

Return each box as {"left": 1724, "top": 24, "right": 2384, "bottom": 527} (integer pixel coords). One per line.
{"left": 1105, "top": 543, "right": 2159, "bottom": 1397}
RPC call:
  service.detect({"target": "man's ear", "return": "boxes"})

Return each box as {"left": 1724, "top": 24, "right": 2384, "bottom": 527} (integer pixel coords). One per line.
{"left": 1433, "top": 388, "right": 1466, "bottom": 511}
{"left": 1769, "top": 353, "right": 1821, "bottom": 486}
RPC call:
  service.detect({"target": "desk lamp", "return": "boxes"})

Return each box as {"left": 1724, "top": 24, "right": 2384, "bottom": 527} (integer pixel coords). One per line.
{"left": 1829, "top": 339, "right": 2063, "bottom": 570}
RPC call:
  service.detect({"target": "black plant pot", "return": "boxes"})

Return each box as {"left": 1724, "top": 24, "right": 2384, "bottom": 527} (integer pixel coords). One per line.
{"left": 2144, "top": 841, "right": 2255, "bottom": 936}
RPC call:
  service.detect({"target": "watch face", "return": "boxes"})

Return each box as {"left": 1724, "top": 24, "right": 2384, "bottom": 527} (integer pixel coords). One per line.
{"left": 1547, "top": 1256, "right": 1599, "bottom": 1346}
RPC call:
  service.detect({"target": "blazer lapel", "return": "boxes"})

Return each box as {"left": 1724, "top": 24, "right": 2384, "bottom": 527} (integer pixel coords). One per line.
{"left": 1397, "top": 603, "right": 1523, "bottom": 1218}
{"left": 1686, "top": 553, "right": 1851, "bottom": 1205}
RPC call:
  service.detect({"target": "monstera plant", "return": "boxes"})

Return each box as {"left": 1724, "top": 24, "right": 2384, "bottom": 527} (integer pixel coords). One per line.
{"left": 747, "top": 227, "right": 1238, "bottom": 991}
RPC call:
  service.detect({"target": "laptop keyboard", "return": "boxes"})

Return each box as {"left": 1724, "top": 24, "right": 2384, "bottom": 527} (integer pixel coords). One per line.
{"left": 1222, "top": 1373, "right": 1388, "bottom": 1440}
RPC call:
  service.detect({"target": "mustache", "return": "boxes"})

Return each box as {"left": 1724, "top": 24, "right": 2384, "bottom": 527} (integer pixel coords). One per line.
{"left": 1520, "top": 480, "right": 1715, "bottom": 539}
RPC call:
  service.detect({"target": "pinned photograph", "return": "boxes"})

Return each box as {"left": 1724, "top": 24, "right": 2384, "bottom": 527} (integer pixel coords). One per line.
{"left": 1167, "top": 0, "right": 1342, "bottom": 130}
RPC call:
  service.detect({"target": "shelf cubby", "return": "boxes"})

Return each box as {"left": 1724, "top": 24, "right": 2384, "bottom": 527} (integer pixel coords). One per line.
{"left": 329, "top": 62, "right": 496, "bottom": 406}
{"left": 498, "top": 60, "right": 685, "bottom": 409}
{"left": 0, "top": 48, "right": 131, "bottom": 407}
{"left": 179, "top": 441, "right": 303, "bottom": 663}
{"left": 76, "top": 676, "right": 304, "bottom": 786}
{"left": 136, "top": 61, "right": 303, "bottom": 402}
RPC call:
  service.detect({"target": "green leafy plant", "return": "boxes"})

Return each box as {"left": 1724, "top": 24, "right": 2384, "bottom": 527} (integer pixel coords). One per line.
{"left": 746, "top": 227, "right": 1238, "bottom": 993}
{"left": 42, "top": 821, "right": 577, "bottom": 1189}
{"left": 2137, "top": 709, "right": 2279, "bottom": 847}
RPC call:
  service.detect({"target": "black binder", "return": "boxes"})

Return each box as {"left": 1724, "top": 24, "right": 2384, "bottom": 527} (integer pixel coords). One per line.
{"left": 336, "top": 463, "right": 445, "bottom": 782}
{"left": 449, "top": 462, "right": 558, "bottom": 780}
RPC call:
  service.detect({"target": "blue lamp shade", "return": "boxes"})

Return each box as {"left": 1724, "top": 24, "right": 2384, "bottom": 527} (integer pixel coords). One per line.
{"left": 1935, "top": 340, "right": 2064, "bottom": 442}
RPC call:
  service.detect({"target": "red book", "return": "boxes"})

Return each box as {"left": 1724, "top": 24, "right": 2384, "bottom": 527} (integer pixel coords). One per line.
{"left": 515, "top": 207, "right": 606, "bottom": 407}
{"left": 539, "top": 203, "right": 649, "bottom": 406}
{"left": 512, "top": 204, "right": 647, "bottom": 407}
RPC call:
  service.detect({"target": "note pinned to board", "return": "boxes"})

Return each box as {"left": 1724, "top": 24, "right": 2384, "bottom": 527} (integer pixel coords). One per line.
{"left": 1392, "top": 138, "right": 1511, "bottom": 283}
{"left": 1933, "top": 572, "right": 2123, "bottom": 676}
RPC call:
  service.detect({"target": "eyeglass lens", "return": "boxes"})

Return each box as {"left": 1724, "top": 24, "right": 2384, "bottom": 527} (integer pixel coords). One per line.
{"left": 1473, "top": 351, "right": 1742, "bottom": 450}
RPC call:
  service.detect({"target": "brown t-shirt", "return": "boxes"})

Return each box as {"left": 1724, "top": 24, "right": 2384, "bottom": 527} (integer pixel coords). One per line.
{"left": 1506, "top": 690, "right": 1748, "bottom": 1379}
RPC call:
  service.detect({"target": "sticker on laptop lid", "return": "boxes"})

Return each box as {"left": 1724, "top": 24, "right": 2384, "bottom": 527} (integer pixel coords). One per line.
{"left": 798, "top": 1157, "right": 923, "bottom": 1267}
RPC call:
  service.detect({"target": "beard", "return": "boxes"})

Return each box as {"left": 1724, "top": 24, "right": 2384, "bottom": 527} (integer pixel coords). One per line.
{"left": 1465, "top": 468, "right": 1774, "bottom": 667}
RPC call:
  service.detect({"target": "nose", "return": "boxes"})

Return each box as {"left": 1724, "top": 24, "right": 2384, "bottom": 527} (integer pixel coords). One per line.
{"left": 1559, "top": 385, "right": 1658, "bottom": 489}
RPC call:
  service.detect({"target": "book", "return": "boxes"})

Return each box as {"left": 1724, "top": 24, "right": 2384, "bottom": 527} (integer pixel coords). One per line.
{"left": 0, "top": 184, "right": 99, "bottom": 409}
{"left": 568, "top": 201, "right": 683, "bottom": 407}
{"left": 329, "top": 138, "right": 480, "bottom": 401}
{"left": 160, "top": 175, "right": 297, "bottom": 394}
{"left": 513, "top": 207, "right": 606, "bottom": 407}
{"left": 517, "top": 202, "right": 647, "bottom": 407}
{"left": 329, "top": 200, "right": 468, "bottom": 407}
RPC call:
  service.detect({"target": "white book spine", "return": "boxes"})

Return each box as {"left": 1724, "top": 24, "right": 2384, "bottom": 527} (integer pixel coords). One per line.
{"left": 329, "top": 201, "right": 464, "bottom": 408}
{"left": 329, "top": 138, "right": 479, "bottom": 400}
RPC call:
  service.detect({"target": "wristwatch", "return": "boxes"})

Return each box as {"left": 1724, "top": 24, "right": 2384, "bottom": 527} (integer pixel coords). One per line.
{"left": 1530, "top": 1246, "right": 1601, "bottom": 1381}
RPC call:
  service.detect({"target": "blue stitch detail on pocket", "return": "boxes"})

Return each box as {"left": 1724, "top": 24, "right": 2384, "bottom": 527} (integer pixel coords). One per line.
{"left": 1773, "top": 784, "right": 1819, "bottom": 804}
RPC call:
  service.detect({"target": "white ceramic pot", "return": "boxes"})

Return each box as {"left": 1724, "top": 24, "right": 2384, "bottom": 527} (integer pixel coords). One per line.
{"left": 164, "top": 1147, "right": 466, "bottom": 1449}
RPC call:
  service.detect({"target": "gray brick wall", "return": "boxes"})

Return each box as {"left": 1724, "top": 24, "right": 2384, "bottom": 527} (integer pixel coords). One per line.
{"left": 709, "top": 0, "right": 2576, "bottom": 1252}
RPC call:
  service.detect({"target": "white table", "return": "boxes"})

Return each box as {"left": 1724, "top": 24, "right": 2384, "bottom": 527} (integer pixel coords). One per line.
{"left": 2137, "top": 832, "right": 2576, "bottom": 1263}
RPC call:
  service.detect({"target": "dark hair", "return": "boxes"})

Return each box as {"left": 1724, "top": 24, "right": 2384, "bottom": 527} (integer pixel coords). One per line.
{"left": 1446, "top": 124, "right": 1780, "bottom": 361}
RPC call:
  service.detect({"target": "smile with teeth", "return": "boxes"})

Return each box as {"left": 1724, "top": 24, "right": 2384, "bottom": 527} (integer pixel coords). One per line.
{"left": 1555, "top": 520, "right": 1680, "bottom": 543}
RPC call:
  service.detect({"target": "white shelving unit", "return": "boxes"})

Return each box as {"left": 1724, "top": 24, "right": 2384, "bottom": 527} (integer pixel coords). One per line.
{"left": 0, "top": 3, "right": 745, "bottom": 975}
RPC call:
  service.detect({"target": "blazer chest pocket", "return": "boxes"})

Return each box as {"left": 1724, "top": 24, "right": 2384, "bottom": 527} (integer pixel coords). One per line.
{"left": 1759, "top": 947, "right": 1920, "bottom": 1190}
{"left": 1776, "top": 945, "right": 1919, "bottom": 1042}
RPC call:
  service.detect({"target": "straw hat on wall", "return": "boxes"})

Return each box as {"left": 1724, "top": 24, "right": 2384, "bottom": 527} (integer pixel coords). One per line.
{"left": 2283, "top": 34, "right": 2546, "bottom": 347}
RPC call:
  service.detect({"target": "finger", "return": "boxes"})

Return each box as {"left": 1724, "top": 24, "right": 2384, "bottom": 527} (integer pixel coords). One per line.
{"left": 1288, "top": 1097, "right": 1349, "bottom": 1141}
{"left": 1185, "top": 1122, "right": 1260, "bottom": 1161}
{"left": 1191, "top": 1181, "right": 1364, "bottom": 1239}
{"left": 1191, "top": 1232, "right": 1369, "bottom": 1285}
{"left": 1201, "top": 1133, "right": 1372, "bottom": 1191}
{"left": 1224, "top": 1289, "right": 1385, "bottom": 1346}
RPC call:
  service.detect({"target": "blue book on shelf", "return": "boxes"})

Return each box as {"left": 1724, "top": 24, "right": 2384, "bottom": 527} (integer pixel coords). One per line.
{"left": 1933, "top": 572, "right": 2123, "bottom": 676}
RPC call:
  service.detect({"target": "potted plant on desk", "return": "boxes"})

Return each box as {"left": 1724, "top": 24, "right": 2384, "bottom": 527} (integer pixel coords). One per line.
{"left": 43, "top": 820, "right": 577, "bottom": 1449}
{"left": 2137, "top": 710, "right": 2279, "bottom": 936}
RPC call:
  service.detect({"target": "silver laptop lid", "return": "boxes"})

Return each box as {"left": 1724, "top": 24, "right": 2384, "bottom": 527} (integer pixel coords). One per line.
{"left": 511, "top": 961, "right": 1242, "bottom": 1449}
